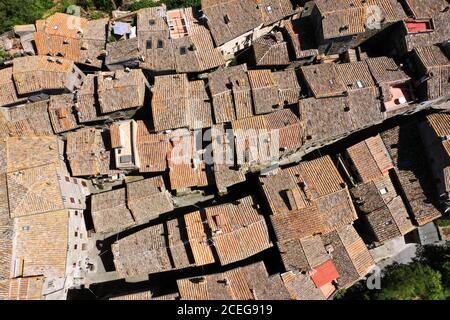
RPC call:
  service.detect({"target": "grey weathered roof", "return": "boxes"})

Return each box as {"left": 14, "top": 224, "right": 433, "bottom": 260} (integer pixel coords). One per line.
{"left": 126, "top": 176, "right": 174, "bottom": 223}
{"left": 97, "top": 69, "right": 147, "bottom": 114}
{"left": 251, "top": 32, "right": 290, "bottom": 66}
{"left": 151, "top": 74, "right": 213, "bottom": 131}
{"left": 201, "top": 0, "right": 262, "bottom": 46}
{"left": 403, "top": 0, "right": 449, "bottom": 19}
{"left": 112, "top": 217, "right": 192, "bottom": 277}
{"left": 283, "top": 18, "right": 319, "bottom": 59}
{"left": 208, "top": 64, "right": 253, "bottom": 123}
{"left": 298, "top": 87, "right": 383, "bottom": 143}
{"left": 91, "top": 188, "right": 135, "bottom": 234}
{"left": 321, "top": 225, "right": 375, "bottom": 289}
{"left": 351, "top": 175, "right": 415, "bottom": 242}
{"left": 412, "top": 45, "right": 450, "bottom": 99}
{"left": 177, "top": 261, "right": 290, "bottom": 300}
{"left": 314, "top": 0, "right": 406, "bottom": 40}
{"left": 381, "top": 123, "right": 442, "bottom": 226}
{"left": 137, "top": 7, "right": 225, "bottom": 73}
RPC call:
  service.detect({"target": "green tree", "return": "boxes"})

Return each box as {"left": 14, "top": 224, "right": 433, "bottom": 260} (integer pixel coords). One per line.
{"left": 373, "top": 262, "right": 445, "bottom": 300}
{"left": 0, "top": 0, "right": 54, "bottom": 34}
{"left": 128, "top": 0, "right": 158, "bottom": 11}
{"left": 335, "top": 262, "right": 447, "bottom": 300}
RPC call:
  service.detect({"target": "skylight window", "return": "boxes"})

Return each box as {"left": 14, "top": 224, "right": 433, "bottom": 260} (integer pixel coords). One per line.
{"left": 267, "top": 6, "right": 273, "bottom": 13}
{"left": 379, "top": 187, "right": 388, "bottom": 195}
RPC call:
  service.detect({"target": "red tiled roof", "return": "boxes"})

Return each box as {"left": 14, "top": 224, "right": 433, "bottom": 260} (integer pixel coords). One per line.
{"left": 310, "top": 259, "right": 339, "bottom": 288}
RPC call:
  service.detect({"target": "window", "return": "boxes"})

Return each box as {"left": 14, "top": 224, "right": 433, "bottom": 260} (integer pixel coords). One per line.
{"left": 180, "top": 47, "right": 187, "bottom": 55}
{"left": 82, "top": 243, "right": 88, "bottom": 251}
{"left": 149, "top": 19, "right": 155, "bottom": 26}
{"left": 120, "top": 155, "right": 132, "bottom": 163}
{"left": 65, "top": 176, "right": 70, "bottom": 182}
{"left": 75, "top": 211, "right": 78, "bottom": 216}
{"left": 73, "top": 178, "right": 78, "bottom": 184}
{"left": 379, "top": 187, "right": 388, "bottom": 195}
{"left": 266, "top": 6, "right": 273, "bottom": 13}
{"left": 74, "top": 244, "right": 77, "bottom": 250}
{"left": 70, "top": 197, "right": 75, "bottom": 203}
{"left": 81, "top": 181, "right": 87, "bottom": 187}
{"left": 146, "top": 39, "right": 152, "bottom": 49}
{"left": 157, "top": 40, "right": 164, "bottom": 48}
{"left": 77, "top": 74, "right": 82, "bottom": 80}
{"left": 356, "top": 80, "right": 364, "bottom": 88}
{"left": 74, "top": 231, "right": 78, "bottom": 237}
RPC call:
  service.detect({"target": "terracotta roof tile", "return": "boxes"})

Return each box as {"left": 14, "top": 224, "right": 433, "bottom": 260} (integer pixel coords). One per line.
{"left": 310, "top": 259, "right": 339, "bottom": 288}
{"left": 8, "top": 276, "right": 44, "bottom": 300}
{"left": 14, "top": 210, "right": 69, "bottom": 278}
{"left": 135, "top": 121, "right": 170, "bottom": 172}
{"left": 0, "top": 101, "right": 54, "bottom": 138}
{"left": 12, "top": 56, "right": 84, "bottom": 95}
{"left": 66, "top": 128, "right": 118, "bottom": 177}
{"left": 97, "top": 69, "right": 147, "bottom": 114}
{"left": 48, "top": 94, "right": 79, "bottom": 133}
{"left": 281, "top": 271, "right": 325, "bottom": 300}
{"left": 185, "top": 196, "right": 272, "bottom": 266}
{"left": 7, "top": 163, "right": 65, "bottom": 218}
{"left": 0, "top": 67, "right": 26, "bottom": 108}
{"left": 346, "top": 135, "right": 394, "bottom": 183}
{"left": 167, "top": 130, "right": 208, "bottom": 190}
{"left": 301, "top": 63, "right": 347, "bottom": 98}
{"left": 177, "top": 261, "right": 290, "bottom": 300}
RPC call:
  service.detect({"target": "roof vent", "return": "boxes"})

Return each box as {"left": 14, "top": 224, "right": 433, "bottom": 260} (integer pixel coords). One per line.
{"left": 56, "top": 59, "right": 63, "bottom": 64}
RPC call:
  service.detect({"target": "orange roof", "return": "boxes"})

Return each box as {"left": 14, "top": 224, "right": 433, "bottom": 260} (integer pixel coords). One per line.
{"left": 310, "top": 259, "right": 339, "bottom": 288}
